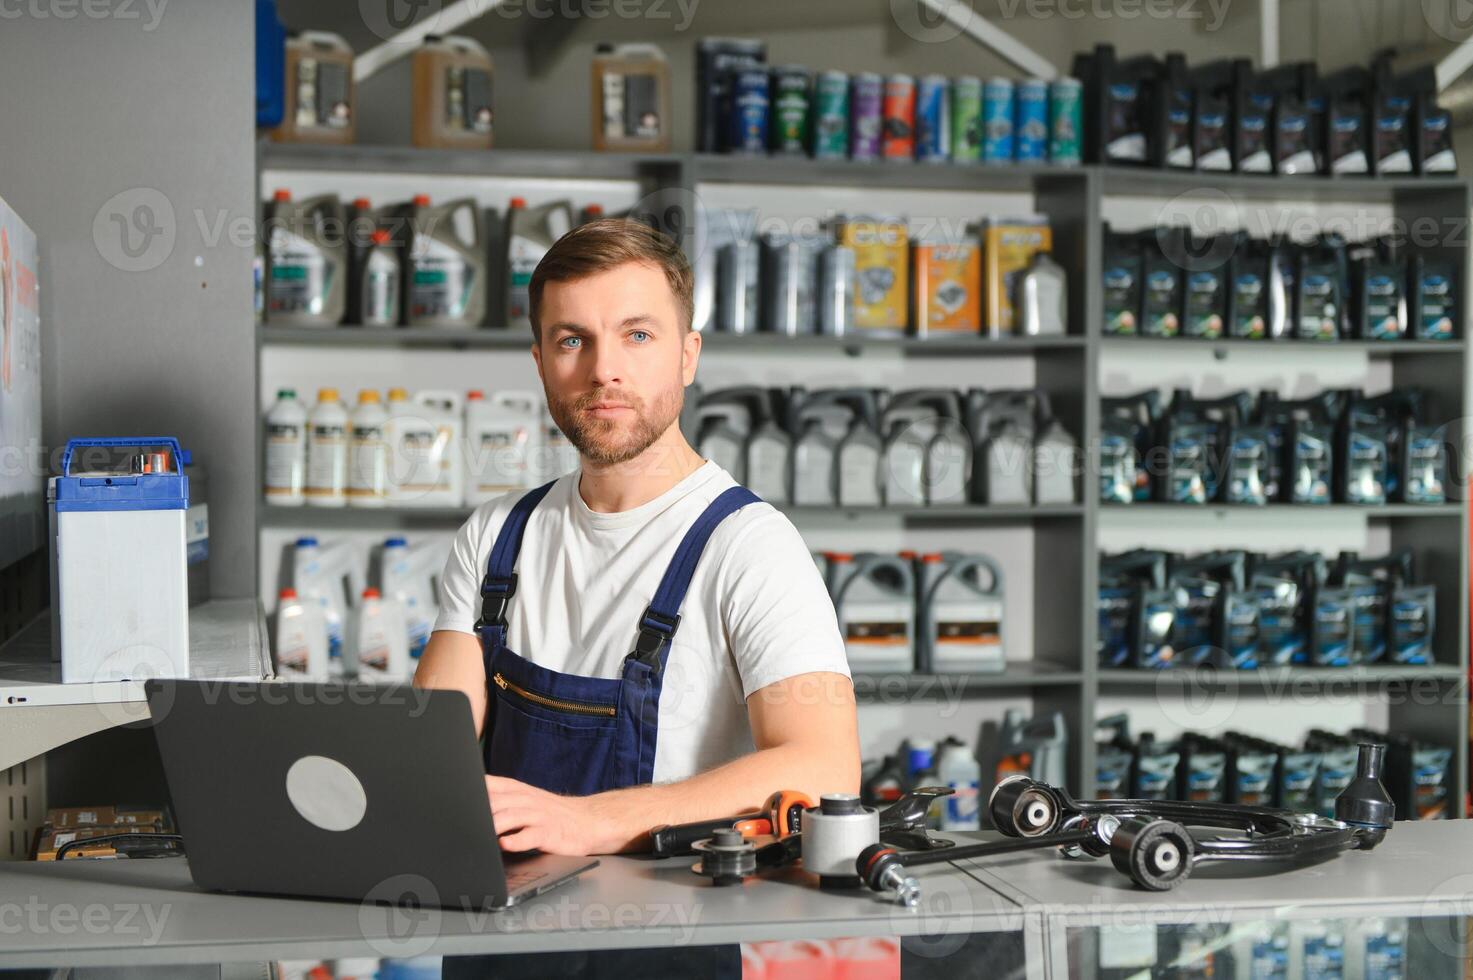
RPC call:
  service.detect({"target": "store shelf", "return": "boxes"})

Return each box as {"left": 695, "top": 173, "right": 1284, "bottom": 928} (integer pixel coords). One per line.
{"left": 259, "top": 325, "right": 532, "bottom": 349}
{"left": 1100, "top": 335, "right": 1465, "bottom": 356}
{"left": 1099, "top": 165, "right": 1469, "bottom": 202}
{"left": 691, "top": 153, "right": 1084, "bottom": 192}
{"left": 259, "top": 142, "right": 682, "bottom": 181}
{"left": 1098, "top": 664, "right": 1464, "bottom": 688}
{"left": 854, "top": 665, "right": 1082, "bottom": 701}
{"left": 1098, "top": 502, "right": 1463, "bottom": 519}
{"left": 257, "top": 324, "right": 1085, "bottom": 356}
{"left": 0, "top": 599, "right": 270, "bottom": 770}
{"left": 259, "top": 501, "right": 1085, "bottom": 528}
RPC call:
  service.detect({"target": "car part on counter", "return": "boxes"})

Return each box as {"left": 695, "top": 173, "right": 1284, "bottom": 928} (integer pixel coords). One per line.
{"left": 650, "top": 789, "right": 813, "bottom": 858}
{"left": 691, "top": 829, "right": 759, "bottom": 886}
{"left": 860, "top": 743, "right": 1393, "bottom": 904}
{"left": 801, "top": 794, "right": 880, "bottom": 888}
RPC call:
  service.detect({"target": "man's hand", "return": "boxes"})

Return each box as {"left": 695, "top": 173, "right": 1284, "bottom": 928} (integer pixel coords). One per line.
{"left": 487, "top": 776, "right": 628, "bottom": 856}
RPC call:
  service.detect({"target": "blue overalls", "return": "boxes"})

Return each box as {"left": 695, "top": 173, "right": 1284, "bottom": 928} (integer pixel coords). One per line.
{"left": 443, "top": 479, "right": 759, "bottom": 980}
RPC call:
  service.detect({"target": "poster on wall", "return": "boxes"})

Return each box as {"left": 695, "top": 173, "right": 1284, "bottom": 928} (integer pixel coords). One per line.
{"left": 0, "top": 194, "right": 42, "bottom": 571}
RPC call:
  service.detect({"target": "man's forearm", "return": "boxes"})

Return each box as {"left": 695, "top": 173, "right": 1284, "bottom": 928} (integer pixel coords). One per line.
{"left": 588, "top": 740, "right": 861, "bottom": 853}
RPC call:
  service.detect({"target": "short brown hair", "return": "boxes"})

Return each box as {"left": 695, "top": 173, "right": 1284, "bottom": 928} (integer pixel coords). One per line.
{"left": 528, "top": 218, "right": 694, "bottom": 341}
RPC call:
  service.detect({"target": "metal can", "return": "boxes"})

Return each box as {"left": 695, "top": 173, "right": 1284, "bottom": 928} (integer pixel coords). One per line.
{"left": 1015, "top": 78, "right": 1048, "bottom": 163}
{"left": 813, "top": 70, "right": 850, "bottom": 159}
{"left": 716, "top": 241, "right": 760, "bottom": 333}
{"left": 983, "top": 77, "right": 1015, "bottom": 164}
{"left": 916, "top": 74, "right": 951, "bottom": 163}
{"left": 770, "top": 65, "right": 812, "bottom": 156}
{"left": 818, "top": 244, "right": 856, "bottom": 335}
{"left": 951, "top": 76, "right": 983, "bottom": 163}
{"left": 725, "top": 68, "right": 770, "bottom": 154}
{"left": 850, "top": 72, "right": 884, "bottom": 161}
{"left": 761, "top": 233, "right": 818, "bottom": 335}
{"left": 882, "top": 73, "right": 916, "bottom": 161}
{"left": 1049, "top": 77, "right": 1083, "bottom": 165}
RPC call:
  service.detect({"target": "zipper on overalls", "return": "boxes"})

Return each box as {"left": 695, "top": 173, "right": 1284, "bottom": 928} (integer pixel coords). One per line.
{"left": 493, "top": 672, "right": 617, "bottom": 718}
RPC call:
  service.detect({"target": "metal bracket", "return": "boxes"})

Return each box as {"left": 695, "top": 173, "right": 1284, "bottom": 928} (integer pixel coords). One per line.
{"left": 914, "top": 0, "right": 1057, "bottom": 80}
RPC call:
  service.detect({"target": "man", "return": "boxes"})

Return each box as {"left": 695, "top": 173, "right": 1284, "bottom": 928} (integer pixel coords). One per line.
{"left": 414, "top": 218, "right": 860, "bottom": 977}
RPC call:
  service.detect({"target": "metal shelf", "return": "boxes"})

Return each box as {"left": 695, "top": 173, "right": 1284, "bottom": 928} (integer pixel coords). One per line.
{"left": 259, "top": 142, "right": 681, "bottom": 181}
{"left": 1099, "top": 165, "right": 1468, "bottom": 202}
{"left": 691, "top": 153, "right": 1084, "bottom": 192}
{"left": 1100, "top": 335, "right": 1466, "bottom": 356}
{"left": 0, "top": 599, "right": 270, "bottom": 770}
{"left": 1098, "top": 502, "right": 1463, "bottom": 519}
{"left": 257, "top": 324, "right": 1085, "bottom": 356}
{"left": 854, "top": 665, "right": 1082, "bottom": 701}
{"left": 1098, "top": 665, "right": 1464, "bottom": 688}
{"left": 259, "top": 501, "right": 1084, "bottom": 528}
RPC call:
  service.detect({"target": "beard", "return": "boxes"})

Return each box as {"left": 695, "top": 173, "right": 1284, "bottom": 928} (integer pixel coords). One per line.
{"left": 545, "top": 379, "right": 685, "bottom": 467}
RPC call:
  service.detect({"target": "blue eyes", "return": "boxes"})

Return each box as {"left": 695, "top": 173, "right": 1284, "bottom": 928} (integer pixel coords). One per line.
{"left": 558, "top": 331, "right": 651, "bottom": 349}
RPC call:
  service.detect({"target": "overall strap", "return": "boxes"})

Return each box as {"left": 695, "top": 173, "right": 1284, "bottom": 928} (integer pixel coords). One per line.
{"left": 630, "top": 486, "right": 763, "bottom": 667}
{"left": 477, "top": 480, "right": 557, "bottom": 635}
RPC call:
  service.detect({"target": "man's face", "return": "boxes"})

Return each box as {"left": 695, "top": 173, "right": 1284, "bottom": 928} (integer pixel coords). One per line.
{"left": 533, "top": 260, "right": 698, "bottom": 468}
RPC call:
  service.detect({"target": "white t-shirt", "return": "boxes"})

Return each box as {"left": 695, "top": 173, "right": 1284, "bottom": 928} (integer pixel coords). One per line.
{"left": 434, "top": 460, "right": 851, "bottom": 783}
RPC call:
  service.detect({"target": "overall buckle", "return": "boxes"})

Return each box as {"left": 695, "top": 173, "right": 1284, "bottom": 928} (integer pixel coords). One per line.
{"left": 631, "top": 606, "right": 680, "bottom": 667}
{"left": 475, "top": 573, "right": 518, "bottom": 632}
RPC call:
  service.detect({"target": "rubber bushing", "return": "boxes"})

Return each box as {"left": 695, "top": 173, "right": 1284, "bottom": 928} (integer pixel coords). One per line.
{"left": 1109, "top": 818, "right": 1194, "bottom": 891}
{"left": 988, "top": 776, "right": 1059, "bottom": 838}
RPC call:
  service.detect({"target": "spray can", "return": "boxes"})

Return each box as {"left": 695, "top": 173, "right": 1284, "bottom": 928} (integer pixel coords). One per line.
{"left": 816, "top": 245, "right": 856, "bottom": 336}
{"left": 850, "top": 72, "right": 884, "bottom": 161}
{"left": 813, "top": 70, "right": 850, "bottom": 159}
{"left": 881, "top": 74, "right": 916, "bottom": 161}
{"left": 982, "top": 77, "right": 1015, "bottom": 164}
{"left": 769, "top": 66, "right": 811, "bottom": 155}
{"left": 1048, "top": 77, "right": 1083, "bottom": 165}
{"left": 1014, "top": 79, "right": 1049, "bottom": 163}
{"left": 951, "top": 76, "right": 983, "bottom": 163}
{"left": 726, "top": 68, "right": 770, "bottom": 153}
{"left": 761, "top": 233, "right": 819, "bottom": 335}
{"left": 915, "top": 74, "right": 951, "bottom": 163}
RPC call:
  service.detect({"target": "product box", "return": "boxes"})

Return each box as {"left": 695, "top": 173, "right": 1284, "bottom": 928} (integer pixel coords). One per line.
{"left": 983, "top": 217, "right": 1052, "bottom": 336}
{"left": 836, "top": 217, "right": 909, "bottom": 333}
{"left": 912, "top": 238, "right": 981, "bottom": 335}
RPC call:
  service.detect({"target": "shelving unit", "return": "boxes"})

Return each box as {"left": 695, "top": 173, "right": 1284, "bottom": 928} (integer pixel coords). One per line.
{"left": 0, "top": 599, "right": 270, "bottom": 771}
{"left": 257, "top": 142, "right": 1470, "bottom": 808}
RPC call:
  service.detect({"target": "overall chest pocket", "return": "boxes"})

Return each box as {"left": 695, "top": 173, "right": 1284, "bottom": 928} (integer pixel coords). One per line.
{"left": 485, "top": 651, "right": 622, "bottom": 795}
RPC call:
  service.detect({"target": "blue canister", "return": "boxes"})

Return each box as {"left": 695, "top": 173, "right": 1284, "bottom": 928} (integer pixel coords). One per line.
{"left": 1014, "top": 78, "right": 1048, "bottom": 162}
{"left": 983, "top": 77, "right": 1015, "bottom": 164}
{"left": 916, "top": 74, "right": 951, "bottom": 163}
{"left": 726, "top": 68, "right": 770, "bottom": 154}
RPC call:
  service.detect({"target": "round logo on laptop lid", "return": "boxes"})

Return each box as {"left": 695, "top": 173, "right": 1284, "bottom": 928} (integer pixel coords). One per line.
{"left": 285, "top": 754, "right": 367, "bottom": 832}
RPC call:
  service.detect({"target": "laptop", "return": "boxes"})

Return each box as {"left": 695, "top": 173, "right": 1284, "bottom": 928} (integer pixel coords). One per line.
{"left": 145, "top": 679, "right": 596, "bottom": 910}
